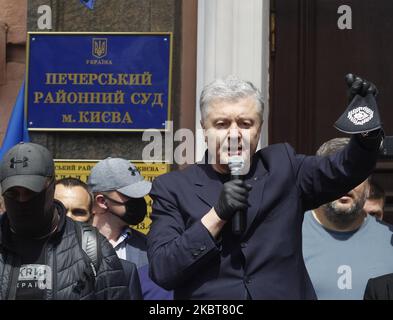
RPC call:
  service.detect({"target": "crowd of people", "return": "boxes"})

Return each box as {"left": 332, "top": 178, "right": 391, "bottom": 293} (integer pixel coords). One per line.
{"left": 0, "top": 75, "right": 392, "bottom": 300}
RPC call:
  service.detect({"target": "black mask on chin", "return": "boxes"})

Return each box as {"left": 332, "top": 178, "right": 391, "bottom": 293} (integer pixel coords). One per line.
{"left": 106, "top": 196, "right": 147, "bottom": 226}
{"left": 122, "top": 197, "right": 147, "bottom": 225}
{"left": 3, "top": 178, "right": 56, "bottom": 238}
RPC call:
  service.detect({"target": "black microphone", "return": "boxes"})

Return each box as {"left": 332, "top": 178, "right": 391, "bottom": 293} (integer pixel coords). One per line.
{"left": 228, "top": 155, "right": 246, "bottom": 235}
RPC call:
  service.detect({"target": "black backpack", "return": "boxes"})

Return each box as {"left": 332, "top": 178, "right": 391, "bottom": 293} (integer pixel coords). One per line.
{"left": 74, "top": 222, "right": 102, "bottom": 278}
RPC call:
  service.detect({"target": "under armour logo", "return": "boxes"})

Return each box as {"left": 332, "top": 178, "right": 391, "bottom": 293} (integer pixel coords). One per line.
{"left": 10, "top": 157, "right": 29, "bottom": 168}
{"left": 128, "top": 167, "right": 138, "bottom": 176}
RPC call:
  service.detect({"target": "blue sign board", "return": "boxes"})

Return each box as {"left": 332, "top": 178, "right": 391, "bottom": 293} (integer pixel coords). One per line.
{"left": 26, "top": 32, "right": 172, "bottom": 131}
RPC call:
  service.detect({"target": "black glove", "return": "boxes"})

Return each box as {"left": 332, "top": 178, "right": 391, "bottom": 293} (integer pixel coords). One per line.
{"left": 334, "top": 73, "right": 382, "bottom": 134}
{"left": 342, "top": 74, "right": 384, "bottom": 150}
{"left": 214, "top": 179, "right": 252, "bottom": 221}
{"left": 346, "top": 73, "right": 378, "bottom": 103}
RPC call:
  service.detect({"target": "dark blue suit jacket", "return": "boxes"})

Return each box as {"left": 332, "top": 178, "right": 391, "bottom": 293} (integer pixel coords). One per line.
{"left": 147, "top": 137, "right": 379, "bottom": 299}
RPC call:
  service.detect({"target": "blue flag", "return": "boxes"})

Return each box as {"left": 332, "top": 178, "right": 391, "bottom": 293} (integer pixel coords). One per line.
{"left": 0, "top": 81, "right": 30, "bottom": 160}
{"left": 80, "top": 0, "right": 96, "bottom": 10}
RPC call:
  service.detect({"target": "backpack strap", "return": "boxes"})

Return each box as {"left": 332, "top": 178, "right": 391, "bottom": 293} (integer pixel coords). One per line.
{"left": 74, "top": 222, "right": 102, "bottom": 278}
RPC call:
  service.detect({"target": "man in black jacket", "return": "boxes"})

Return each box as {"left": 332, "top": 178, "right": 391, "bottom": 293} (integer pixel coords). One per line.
{"left": 55, "top": 177, "right": 143, "bottom": 300}
{"left": 147, "top": 75, "right": 383, "bottom": 299}
{"left": 0, "top": 142, "right": 130, "bottom": 300}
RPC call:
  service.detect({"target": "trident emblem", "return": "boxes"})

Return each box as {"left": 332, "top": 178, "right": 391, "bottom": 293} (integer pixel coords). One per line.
{"left": 92, "top": 38, "right": 107, "bottom": 58}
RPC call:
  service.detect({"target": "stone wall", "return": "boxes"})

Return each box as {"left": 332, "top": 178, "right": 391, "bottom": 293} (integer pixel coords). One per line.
{"left": 0, "top": 0, "right": 27, "bottom": 146}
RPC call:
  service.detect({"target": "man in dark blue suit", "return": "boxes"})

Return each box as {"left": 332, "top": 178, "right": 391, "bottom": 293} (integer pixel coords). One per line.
{"left": 147, "top": 75, "right": 383, "bottom": 299}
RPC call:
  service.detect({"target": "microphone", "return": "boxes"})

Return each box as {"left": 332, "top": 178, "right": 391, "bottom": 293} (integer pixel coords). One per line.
{"left": 228, "top": 155, "right": 246, "bottom": 235}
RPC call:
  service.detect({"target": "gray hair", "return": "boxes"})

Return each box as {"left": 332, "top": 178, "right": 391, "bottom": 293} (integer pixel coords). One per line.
{"left": 316, "top": 137, "right": 350, "bottom": 156}
{"left": 199, "top": 76, "right": 264, "bottom": 123}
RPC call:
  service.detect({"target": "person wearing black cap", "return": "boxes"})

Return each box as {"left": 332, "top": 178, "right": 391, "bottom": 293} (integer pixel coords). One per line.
{"left": 0, "top": 142, "right": 130, "bottom": 300}
{"left": 147, "top": 74, "right": 383, "bottom": 300}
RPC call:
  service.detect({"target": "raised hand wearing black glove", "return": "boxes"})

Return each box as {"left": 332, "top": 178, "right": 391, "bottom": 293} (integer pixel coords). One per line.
{"left": 333, "top": 73, "right": 384, "bottom": 152}
{"left": 335, "top": 73, "right": 382, "bottom": 139}
{"left": 214, "top": 179, "right": 252, "bottom": 221}
{"left": 345, "top": 73, "right": 378, "bottom": 102}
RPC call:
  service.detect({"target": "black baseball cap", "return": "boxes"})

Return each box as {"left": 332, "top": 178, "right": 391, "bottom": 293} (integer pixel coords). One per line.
{"left": 0, "top": 142, "right": 54, "bottom": 194}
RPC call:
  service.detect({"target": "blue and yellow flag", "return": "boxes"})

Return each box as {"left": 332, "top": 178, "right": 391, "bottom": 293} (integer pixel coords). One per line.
{"left": 80, "top": 0, "right": 96, "bottom": 10}
{"left": 0, "top": 81, "right": 30, "bottom": 160}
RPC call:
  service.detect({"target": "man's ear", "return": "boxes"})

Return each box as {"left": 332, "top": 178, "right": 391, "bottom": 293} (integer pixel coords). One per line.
{"left": 259, "top": 119, "right": 264, "bottom": 130}
{"left": 200, "top": 120, "right": 208, "bottom": 143}
{"left": 95, "top": 194, "right": 107, "bottom": 210}
{"left": 365, "top": 181, "right": 371, "bottom": 199}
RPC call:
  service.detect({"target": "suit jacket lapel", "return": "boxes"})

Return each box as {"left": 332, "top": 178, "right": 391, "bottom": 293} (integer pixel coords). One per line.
{"left": 194, "top": 164, "right": 223, "bottom": 208}
{"left": 243, "top": 156, "right": 268, "bottom": 235}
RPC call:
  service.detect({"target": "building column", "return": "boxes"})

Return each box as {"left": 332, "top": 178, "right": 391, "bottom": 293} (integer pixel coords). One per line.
{"left": 196, "top": 0, "right": 270, "bottom": 161}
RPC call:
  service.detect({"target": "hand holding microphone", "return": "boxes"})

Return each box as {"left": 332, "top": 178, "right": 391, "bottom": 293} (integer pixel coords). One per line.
{"left": 214, "top": 156, "right": 252, "bottom": 235}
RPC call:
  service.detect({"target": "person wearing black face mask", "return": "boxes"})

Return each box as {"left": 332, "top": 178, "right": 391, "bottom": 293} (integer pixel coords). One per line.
{"left": 88, "top": 157, "right": 173, "bottom": 300}
{"left": 54, "top": 177, "right": 143, "bottom": 300}
{"left": 102, "top": 194, "right": 147, "bottom": 226}
{"left": 0, "top": 142, "right": 130, "bottom": 300}
{"left": 3, "top": 178, "right": 58, "bottom": 239}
